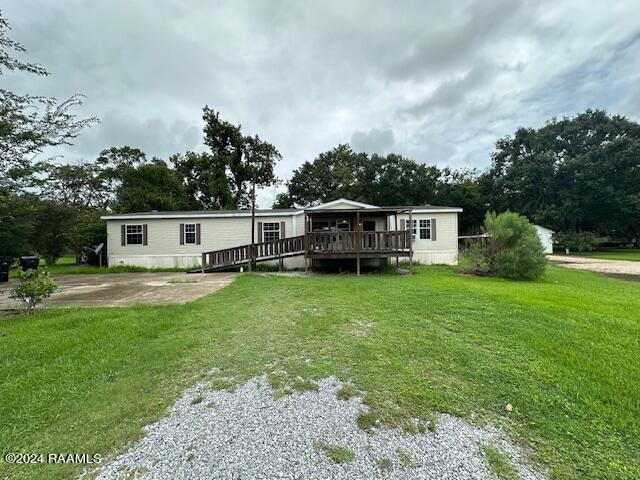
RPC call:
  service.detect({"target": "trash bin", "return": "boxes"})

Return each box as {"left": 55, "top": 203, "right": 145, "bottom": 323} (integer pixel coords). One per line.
{"left": 19, "top": 256, "right": 40, "bottom": 271}
{"left": 0, "top": 256, "right": 11, "bottom": 283}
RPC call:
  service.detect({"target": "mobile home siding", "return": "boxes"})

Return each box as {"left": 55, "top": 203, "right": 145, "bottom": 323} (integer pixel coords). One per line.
{"left": 394, "top": 212, "right": 459, "bottom": 265}
{"left": 106, "top": 214, "right": 305, "bottom": 268}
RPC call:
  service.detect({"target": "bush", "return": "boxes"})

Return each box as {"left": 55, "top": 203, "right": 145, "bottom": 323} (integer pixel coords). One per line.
{"left": 553, "top": 231, "right": 598, "bottom": 253}
{"left": 483, "top": 212, "right": 546, "bottom": 280}
{"left": 457, "top": 243, "right": 490, "bottom": 276}
{"left": 9, "top": 268, "right": 58, "bottom": 314}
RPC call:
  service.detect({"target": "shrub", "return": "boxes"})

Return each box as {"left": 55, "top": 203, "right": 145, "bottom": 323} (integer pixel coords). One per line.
{"left": 553, "top": 231, "right": 598, "bottom": 253}
{"left": 483, "top": 212, "right": 546, "bottom": 280}
{"left": 9, "top": 268, "right": 58, "bottom": 314}
{"left": 457, "top": 242, "right": 490, "bottom": 276}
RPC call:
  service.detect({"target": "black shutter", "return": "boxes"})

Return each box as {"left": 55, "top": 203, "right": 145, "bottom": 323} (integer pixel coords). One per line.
{"left": 257, "top": 222, "right": 263, "bottom": 243}
{"left": 180, "top": 223, "right": 185, "bottom": 245}
{"left": 431, "top": 218, "right": 437, "bottom": 241}
{"left": 121, "top": 225, "right": 126, "bottom": 246}
{"left": 143, "top": 224, "right": 148, "bottom": 245}
{"left": 196, "top": 223, "right": 201, "bottom": 245}
{"left": 280, "top": 221, "right": 285, "bottom": 239}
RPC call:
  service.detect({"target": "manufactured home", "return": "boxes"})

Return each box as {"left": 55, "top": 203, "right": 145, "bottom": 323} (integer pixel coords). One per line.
{"left": 101, "top": 199, "right": 462, "bottom": 273}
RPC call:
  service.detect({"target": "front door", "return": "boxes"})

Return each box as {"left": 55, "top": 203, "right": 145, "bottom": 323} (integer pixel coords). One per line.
{"left": 362, "top": 220, "right": 376, "bottom": 248}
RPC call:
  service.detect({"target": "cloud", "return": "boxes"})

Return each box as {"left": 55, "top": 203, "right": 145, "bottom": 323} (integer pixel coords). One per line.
{"left": 350, "top": 128, "right": 395, "bottom": 154}
{"left": 2, "top": 0, "right": 639, "bottom": 202}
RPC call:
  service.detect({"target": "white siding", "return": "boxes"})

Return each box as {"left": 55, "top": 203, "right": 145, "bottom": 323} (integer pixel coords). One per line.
{"left": 535, "top": 225, "right": 554, "bottom": 254}
{"left": 394, "top": 212, "right": 459, "bottom": 265}
{"left": 107, "top": 214, "right": 303, "bottom": 268}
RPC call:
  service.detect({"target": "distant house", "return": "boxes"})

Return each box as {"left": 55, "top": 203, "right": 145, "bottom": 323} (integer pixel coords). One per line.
{"left": 534, "top": 225, "right": 554, "bottom": 254}
{"left": 101, "top": 198, "right": 463, "bottom": 273}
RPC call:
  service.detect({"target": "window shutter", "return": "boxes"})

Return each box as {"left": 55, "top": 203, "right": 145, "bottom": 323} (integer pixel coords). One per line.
{"left": 179, "top": 223, "right": 185, "bottom": 245}
{"left": 196, "top": 223, "right": 201, "bottom": 245}
{"left": 280, "top": 221, "right": 285, "bottom": 239}
{"left": 400, "top": 219, "right": 406, "bottom": 230}
{"left": 431, "top": 218, "right": 437, "bottom": 241}
{"left": 257, "top": 222, "right": 263, "bottom": 243}
{"left": 121, "top": 225, "right": 126, "bottom": 246}
{"left": 143, "top": 224, "right": 148, "bottom": 245}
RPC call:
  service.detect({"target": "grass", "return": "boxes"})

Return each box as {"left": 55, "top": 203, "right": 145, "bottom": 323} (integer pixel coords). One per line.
{"left": 0, "top": 266, "right": 639, "bottom": 479}
{"left": 483, "top": 444, "right": 520, "bottom": 480}
{"left": 8, "top": 255, "right": 195, "bottom": 278}
{"left": 567, "top": 249, "right": 640, "bottom": 262}
{"left": 314, "top": 442, "right": 355, "bottom": 463}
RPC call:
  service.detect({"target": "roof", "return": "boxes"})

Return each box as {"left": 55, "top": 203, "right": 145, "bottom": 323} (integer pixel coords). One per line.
{"left": 101, "top": 208, "right": 302, "bottom": 220}
{"left": 534, "top": 224, "right": 555, "bottom": 233}
{"left": 101, "top": 199, "right": 463, "bottom": 221}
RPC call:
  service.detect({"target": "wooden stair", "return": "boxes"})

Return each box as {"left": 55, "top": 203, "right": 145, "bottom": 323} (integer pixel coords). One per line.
{"left": 198, "top": 235, "right": 304, "bottom": 272}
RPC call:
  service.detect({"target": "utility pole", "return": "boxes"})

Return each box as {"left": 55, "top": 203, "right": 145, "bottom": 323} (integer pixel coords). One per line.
{"left": 249, "top": 178, "right": 256, "bottom": 271}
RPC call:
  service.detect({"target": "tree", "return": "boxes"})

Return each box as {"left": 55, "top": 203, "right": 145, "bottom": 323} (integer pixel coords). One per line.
{"left": 201, "top": 107, "right": 280, "bottom": 208}
{"left": 0, "top": 11, "right": 96, "bottom": 193}
{"left": 435, "top": 168, "right": 486, "bottom": 234}
{"left": 64, "top": 210, "right": 106, "bottom": 264}
{"left": 172, "top": 151, "right": 234, "bottom": 209}
{"left": 0, "top": 193, "right": 37, "bottom": 257}
{"left": 115, "top": 159, "right": 192, "bottom": 213}
{"left": 45, "top": 162, "right": 110, "bottom": 208}
{"left": 10, "top": 268, "right": 58, "bottom": 314}
{"left": 459, "top": 211, "right": 546, "bottom": 280}
{"left": 482, "top": 110, "right": 640, "bottom": 242}
{"left": 29, "top": 200, "right": 80, "bottom": 265}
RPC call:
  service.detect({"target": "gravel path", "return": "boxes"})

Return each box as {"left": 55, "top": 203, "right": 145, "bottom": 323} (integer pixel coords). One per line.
{"left": 89, "top": 376, "right": 546, "bottom": 480}
{"left": 549, "top": 255, "right": 640, "bottom": 276}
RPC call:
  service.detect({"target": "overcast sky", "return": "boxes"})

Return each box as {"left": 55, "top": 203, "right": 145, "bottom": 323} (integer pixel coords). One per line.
{"left": 3, "top": 0, "right": 640, "bottom": 206}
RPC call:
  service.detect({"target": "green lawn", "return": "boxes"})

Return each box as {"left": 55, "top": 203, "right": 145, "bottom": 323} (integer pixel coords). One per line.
{"left": 569, "top": 249, "right": 640, "bottom": 262}
{"left": 1, "top": 266, "right": 638, "bottom": 479}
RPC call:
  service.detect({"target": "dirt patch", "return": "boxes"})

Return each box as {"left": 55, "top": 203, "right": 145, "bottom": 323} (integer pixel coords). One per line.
{"left": 549, "top": 255, "right": 640, "bottom": 277}
{"left": 0, "top": 272, "right": 236, "bottom": 310}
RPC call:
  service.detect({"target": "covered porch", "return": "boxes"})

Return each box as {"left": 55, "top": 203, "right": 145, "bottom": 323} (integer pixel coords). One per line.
{"left": 303, "top": 206, "right": 414, "bottom": 275}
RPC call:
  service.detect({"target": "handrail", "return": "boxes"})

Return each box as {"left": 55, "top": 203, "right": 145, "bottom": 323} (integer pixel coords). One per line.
{"left": 306, "top": 230, "right": 410, "bottom": 254}
{"left": 201, "top": 235, "right": 305, "bottom": 270}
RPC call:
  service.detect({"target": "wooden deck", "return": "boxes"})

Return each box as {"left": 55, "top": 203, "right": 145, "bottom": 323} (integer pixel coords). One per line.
{"left": 200, "top": 230, "right": 411, "bottom": 272}
{"left": 306, "top": 230, "right": 410, "bottom": 259}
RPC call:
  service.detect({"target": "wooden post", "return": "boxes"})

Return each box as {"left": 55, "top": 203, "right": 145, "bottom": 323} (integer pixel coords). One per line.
{"left": 356, "top": 211, "right": 361, "bottom": 276}
{"left": 201, "top": 252, "right": 206, "bottom": 273}
{"left": 408, "top": 208, "right": 413, "bottom": 274}
{"left": 394, "top": 211, "right": 399, "bottom": 267}
{"left": 304, "top": 212, "right": 309, "bottom": 274}
{"left": 249, "top": 180, "right": 256, "bottom": 272}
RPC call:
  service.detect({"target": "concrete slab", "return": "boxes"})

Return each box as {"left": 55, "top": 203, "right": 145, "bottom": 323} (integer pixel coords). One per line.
{"left": 0, "top": 272, "right": 237, "bottom": 310}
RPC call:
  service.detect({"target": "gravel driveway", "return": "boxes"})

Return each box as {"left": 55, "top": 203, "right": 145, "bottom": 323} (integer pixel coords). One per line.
{"left": 549, "top": 255, "right": 640, "bottom": 276}
{"left": 89, "top": 376, "right": 546, "bottom": 480}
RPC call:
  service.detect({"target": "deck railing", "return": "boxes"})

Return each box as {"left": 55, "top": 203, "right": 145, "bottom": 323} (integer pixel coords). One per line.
{"left": 306, "top": 230, "right": 410, "bottom": 254}
{"left": 201, "top": 235, "right": 305, "bottom": 271}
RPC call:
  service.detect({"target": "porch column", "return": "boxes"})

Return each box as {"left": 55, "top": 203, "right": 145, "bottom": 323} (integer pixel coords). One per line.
{"left": 356, "top": 211, "right": 361, "bottom": 276}
{"left": 304, "top": 211, "right": 309, "bottom": 274}
{"left": 408, "top": 208, "right": 413, "bottom": 274}
{"left": 394, "top": 212, "right": 399, "bottom": 267}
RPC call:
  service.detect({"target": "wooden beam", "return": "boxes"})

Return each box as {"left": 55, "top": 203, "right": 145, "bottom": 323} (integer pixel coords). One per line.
{"left": 394, "top": 212, "right": 399, "bottom": 268}
{"left": 304, "top": 211, "right": 309, "bottom": 274}
{"left": 408, "top": 208, "right": 413, "bottom": 274}
{"left": 356, "top": 210, "right": 361, "bottom": 276}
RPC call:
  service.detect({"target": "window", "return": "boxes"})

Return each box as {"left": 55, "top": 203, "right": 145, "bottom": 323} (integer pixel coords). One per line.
{"left": 312, "top": 219, "right": 351, "bottom": 232}
{"left": 263, "top": 222, "right": 280, "bottom": 242}
{"left": 126, "top": 225, "right": 143, "bottom": 245}
{"left": 419, "top": 219, "right": 431, "bottom": 240}
{"left": 407, "top": 219, "right": 417, "bottom": 240}
{"left": 184, "top": 223, "right": 196, "bottom": 244}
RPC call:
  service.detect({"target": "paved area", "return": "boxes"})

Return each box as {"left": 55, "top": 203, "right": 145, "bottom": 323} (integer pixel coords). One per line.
{"left": 0, "top": 272, "right": 236, "bottom": 309}
{"left": 549, "top": 255, "right": 640, "bottom": 276}
{"left": 90, "top": 376, "right": 546, "bottom": 480}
